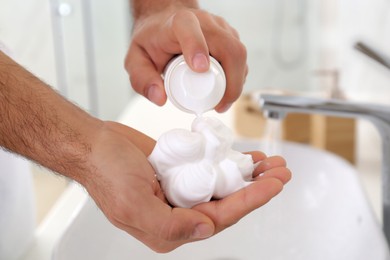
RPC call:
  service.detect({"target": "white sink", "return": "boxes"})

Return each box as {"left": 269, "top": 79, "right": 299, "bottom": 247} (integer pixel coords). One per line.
{"left": 52, "top": 140, "right": 390, "bottom": 260}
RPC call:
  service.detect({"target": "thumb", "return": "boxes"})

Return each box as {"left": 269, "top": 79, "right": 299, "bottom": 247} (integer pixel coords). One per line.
{"left": 110, "top": 195, "right": 215, "bottom": 252}
{"left": 149, "top": 204, "right": 215, "bottom": 241}
{"left": 119, "top": 193, "right": 216, "bottom": 242}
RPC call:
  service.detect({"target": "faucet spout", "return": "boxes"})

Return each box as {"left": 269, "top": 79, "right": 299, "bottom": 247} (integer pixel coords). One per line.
{"left": 259, "top": 94, "right": 390, "bottom": 245}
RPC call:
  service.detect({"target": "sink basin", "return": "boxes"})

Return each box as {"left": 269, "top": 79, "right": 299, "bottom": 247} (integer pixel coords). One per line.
{"left": 52, "top": 140, "right": 390, "bottom": 260}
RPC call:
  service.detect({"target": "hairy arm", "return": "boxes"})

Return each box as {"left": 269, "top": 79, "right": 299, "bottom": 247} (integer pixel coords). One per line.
{"left": 0, "top": 51, "right": 103, "bottom": 183}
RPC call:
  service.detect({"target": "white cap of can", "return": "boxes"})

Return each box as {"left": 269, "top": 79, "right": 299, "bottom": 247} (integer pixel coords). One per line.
{"left": 163, "top": 55, "right": 226, "bottom": 115}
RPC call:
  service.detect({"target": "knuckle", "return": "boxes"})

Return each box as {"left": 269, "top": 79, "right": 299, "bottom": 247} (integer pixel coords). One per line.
{"left": 171, "top": 9, "right": 194, "bottom": 27}
{"left": 230, "top": 39, "right": 247, "bottom": 60}
{"left": 128, "top": 73, "right": 144, "bottom": 95}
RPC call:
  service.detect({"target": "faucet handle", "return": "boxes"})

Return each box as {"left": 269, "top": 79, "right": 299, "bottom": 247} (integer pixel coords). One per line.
{"left": 312, "top": 69, "right": 345, "bottom": 99}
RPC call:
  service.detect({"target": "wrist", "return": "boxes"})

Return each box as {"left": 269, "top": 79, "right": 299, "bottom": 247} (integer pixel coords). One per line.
{"left": 60, "top": 117, "right": 104, "bottom": 184}
{"left": 131, "top": 0, "right": 199, "bottom": 21}
{"left": 36, "top": 111, "right": 105, "bottom": 186}
{"left": 80, "top": 120, "right": 156, "bottom": 193}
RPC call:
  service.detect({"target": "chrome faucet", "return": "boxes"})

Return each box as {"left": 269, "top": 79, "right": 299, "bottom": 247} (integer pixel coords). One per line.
{"left": 259, "top": 94, "right": 390, "bottom": 245}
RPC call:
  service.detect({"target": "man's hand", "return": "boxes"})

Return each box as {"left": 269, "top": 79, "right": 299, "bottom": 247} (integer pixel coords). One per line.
{"left": 85, "top": 122, "right": 291, "bottom": 253}
{"left": 126, "top": 2, "right": 247, "bottom": 112}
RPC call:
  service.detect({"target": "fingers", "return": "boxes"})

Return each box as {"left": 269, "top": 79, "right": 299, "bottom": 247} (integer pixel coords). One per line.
{"left": 169, "top": 10, "right": 248, "bottom": 111}
{"left": 211, "top": 40, "right": 247, "bottom": 112}
{"left": 193, "top": 178, "right": 284, "bottom": 233}
{"left": 253, "top": 156, "right": 292, "bottom": 184}
{"left": 255, "top": 155, "right": 287, "bottom": 172}
{"left": 126, "top": 8, "right": 247, "bottom": 111}
{"left": 125, "top": 10, "right": 210, "bottom": 106}
{"left": 246, "top": 150, "right": 267, "bottom": 162}
{"left": 254, "top": 166, "right": 292, "bottom": 184}
{"left": 196, "top": 13, "right": 247, "bottom": 112}
{"left": 125, "top": 44, "right": 167, "bottom": 106}
{"left": 169, "top": 10, "right": 210, "bottom": 72}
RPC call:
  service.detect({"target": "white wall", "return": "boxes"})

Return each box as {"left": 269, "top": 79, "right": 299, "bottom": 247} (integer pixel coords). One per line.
{"left": 335, "top": 0, "right": 390, "bottom": 168}
{"left": 200, "top": 0, "right": 320, "bottom": 94}
{"left": 0, "top": 0, "right": 132, "bottom": 120}
{"left": 337, "top": 0, "right": 390, "bottom": 104}
{"left": 0, "top": 0, "right": 57, "bottom": 87}
{"left": 51, "top": 0, "right": 132, "bottom": 119}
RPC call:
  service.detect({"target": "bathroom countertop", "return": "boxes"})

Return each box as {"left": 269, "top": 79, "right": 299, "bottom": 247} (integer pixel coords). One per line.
{"left": 20, "top": 95, "right": 382, "bottom": 259}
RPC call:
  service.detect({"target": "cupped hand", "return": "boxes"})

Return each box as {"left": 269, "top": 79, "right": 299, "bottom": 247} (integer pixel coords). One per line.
{"left": 125, "top": 7, "right": 248, "bottom": 112}
{"left": 84, "top": 122, "right": 290, "bottom": 253}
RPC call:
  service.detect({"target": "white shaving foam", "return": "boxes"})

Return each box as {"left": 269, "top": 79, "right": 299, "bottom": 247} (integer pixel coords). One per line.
{"left": 148, "top": 116, "right": 255, "bottom": 208}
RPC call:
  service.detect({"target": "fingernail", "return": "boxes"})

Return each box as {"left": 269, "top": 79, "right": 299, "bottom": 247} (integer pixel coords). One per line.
{"left": 191, "top": 223, "right": 214, "bottom": 239}
{"left": 146, "top": 84, "right": 164, "bottom": 105}
{"left": 192, "top": 53, "right": 209, "bottom": 71}
{"left": 254, "top": 161, "right": 262, "bottom": 168}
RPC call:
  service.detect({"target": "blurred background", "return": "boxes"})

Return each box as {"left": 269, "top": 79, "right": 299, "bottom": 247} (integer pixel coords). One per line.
{"left": 2, "top": 0, "right": 390, "bottom": 119}
{"left": 1, "top": 0, "right": 390, "bottom": 237}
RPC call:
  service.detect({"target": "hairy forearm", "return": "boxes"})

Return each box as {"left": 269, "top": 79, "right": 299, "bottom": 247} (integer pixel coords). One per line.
{"left": 0, "top": 51, "right": 102, "bottom": 182}
{"left": 130, "top": 0, "right": 199, "bottom": 20}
